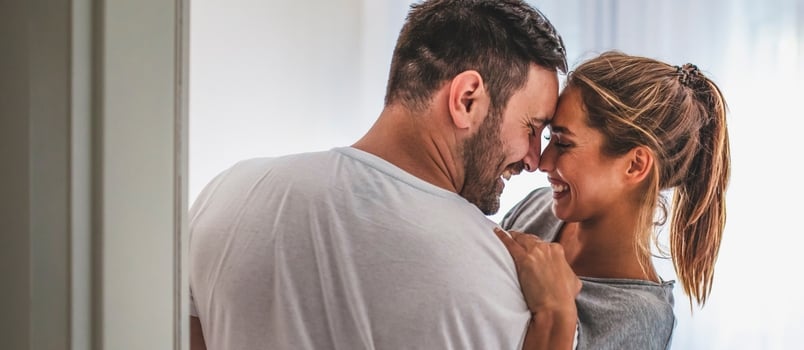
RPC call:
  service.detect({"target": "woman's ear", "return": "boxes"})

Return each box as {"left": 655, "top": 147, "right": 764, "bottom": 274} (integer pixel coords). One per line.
{"left": 625, "top": 146, "right": 654, "bottom": 184}
{"left": 448, "top": 70, "right": 489, "bottom": 129}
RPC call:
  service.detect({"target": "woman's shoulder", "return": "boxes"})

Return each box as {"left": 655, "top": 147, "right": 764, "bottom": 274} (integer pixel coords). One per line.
{"left": 576, "top": 278, "right": 676, "bottom": 349}
{"left": 579, "top": 277, "right": 674, "bottom": 309}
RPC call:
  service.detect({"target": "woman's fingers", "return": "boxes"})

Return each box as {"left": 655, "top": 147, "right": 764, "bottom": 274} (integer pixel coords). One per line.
{"left": 494, "top": 228, "right": 548, "bottom": 261}
{"left": 493, "top": 227, "right": 526, "bottom": 258}
{"left": 494, "top": 227, "right": 581, "bottom": 315}
{"left": 510, "top": 230, "right": 543, "bottom": 249}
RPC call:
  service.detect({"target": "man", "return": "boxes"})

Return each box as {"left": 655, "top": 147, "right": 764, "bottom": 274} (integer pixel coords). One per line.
{"left": 189, "top": 1, "right": 579, "bottom": 349}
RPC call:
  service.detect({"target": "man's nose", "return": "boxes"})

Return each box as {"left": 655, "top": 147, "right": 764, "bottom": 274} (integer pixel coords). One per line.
{"left": 521, "top": 135, "right": 541, "bottom": 172}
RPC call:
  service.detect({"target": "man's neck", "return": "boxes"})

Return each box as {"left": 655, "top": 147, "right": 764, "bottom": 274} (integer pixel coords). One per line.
{"left": 351, "top": 105, "right": 463, "bottom": 194}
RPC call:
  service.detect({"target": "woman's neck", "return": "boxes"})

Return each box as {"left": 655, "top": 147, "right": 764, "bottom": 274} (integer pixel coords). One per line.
{"left": 557, "top": 220, "right": 659, "bottom": 282}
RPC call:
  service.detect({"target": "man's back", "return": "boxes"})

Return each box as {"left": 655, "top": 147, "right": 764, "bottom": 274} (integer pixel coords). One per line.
{"left": 189, "top": 147, "right": 530, "bottom": 349}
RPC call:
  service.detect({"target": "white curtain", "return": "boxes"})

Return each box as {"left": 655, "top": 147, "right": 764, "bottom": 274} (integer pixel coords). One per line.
{"left": 534, "top": 1, "right": 804, "bottom": 348}
{"left": 190, "top": 1, "right": 804, "bottom": 348}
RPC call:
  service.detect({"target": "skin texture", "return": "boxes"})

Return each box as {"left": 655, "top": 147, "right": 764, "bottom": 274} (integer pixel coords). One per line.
{"left": 190, "top": 65, "right": 579, "bottom": 350}
{"left": 190, "top": 316, "right": 206, "bottom": 350}
{"left": 495, "top": 83, "right": 660, "bottom": 350}
{"left": 497, "top": 50, "right": 732, "bottom": 347}
{"left": 541, "top": 87, "right": 629, "bottom": 223}
{"left": 191, "top": 1, "right": 577, "bottom": 347}
{"left": 539, "top": 86, "right": 656, "bottom": 282}
{"left": 353, "top": 64, "right": 557, "bottom": 215}
{"left": 190, "top": 65, "right": 577, "bottom": 350}
{"left": 495, "top": 228, "right": 581, "bottom": 350}
{"left": 353, "top": 64, "right": 579, "bottom": 349}
{"left": 555, "top": 52, "right": 729, "bottom": 306}
{"left": 459, "top": 64, "right": 559, "bottom": 214}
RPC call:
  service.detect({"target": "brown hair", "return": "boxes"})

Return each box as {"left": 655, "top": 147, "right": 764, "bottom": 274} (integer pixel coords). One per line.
{"left": 385, "top": 0, "right": 567, "bottom": 115}
{"left": 568, "top": 51, "right": 731, "bottom": 307}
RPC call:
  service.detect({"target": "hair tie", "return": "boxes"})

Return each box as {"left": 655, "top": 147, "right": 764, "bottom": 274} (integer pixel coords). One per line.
{"left": 675, "top": 63, "right": 700, "bottom": 86}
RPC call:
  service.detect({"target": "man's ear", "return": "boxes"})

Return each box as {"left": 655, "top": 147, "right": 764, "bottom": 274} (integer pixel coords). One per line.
{"left": 624, "top": 146, "right": 654, "bottom": 184}
{"left": 448, "top": 70, "right": 489, "bottom": 129}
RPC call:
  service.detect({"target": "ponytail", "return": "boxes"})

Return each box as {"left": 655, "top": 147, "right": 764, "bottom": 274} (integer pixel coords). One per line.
{"left": 670, "top": 77, "right": 731, "bottom": 307}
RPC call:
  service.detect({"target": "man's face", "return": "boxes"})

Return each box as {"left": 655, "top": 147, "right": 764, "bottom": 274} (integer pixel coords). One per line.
{"left": 460, "top": 64, "right": 559, "bottom": 215}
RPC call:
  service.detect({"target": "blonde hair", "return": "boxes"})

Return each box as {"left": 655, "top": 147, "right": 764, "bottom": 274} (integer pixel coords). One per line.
{"left": 568, "top": 51, "right": 731, "bottom": 307}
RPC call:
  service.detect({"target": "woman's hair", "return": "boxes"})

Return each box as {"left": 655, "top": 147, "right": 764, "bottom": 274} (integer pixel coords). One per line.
{"left": 567, "top": 51, "right": 731, "bottom": 307}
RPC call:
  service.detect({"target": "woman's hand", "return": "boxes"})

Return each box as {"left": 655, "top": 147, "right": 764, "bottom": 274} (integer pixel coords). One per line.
{"left": 494, "top": 228, "right": 580, "bottom": 350}
{"left": 494, "top": 227, "right": 581, "bottom": 314}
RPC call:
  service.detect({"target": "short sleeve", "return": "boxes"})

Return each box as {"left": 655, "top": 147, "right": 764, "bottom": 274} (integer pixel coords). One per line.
{"left": 499, "top": 187, "right": 562, "bottom": 242}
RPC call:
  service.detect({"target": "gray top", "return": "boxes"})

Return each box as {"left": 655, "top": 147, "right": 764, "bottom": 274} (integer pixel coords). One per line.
{"left": 500, "top": 187, "right": 676, "bottom": 350}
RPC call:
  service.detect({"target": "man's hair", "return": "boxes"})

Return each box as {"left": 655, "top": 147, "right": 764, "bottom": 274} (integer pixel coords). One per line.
{"left": 384, "top": 0, "right": 567, "bottom": 114}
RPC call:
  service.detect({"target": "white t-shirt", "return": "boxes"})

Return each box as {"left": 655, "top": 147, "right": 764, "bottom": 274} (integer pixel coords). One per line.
{"left": 189, "top": 147, "right": 530, "bottom": 350}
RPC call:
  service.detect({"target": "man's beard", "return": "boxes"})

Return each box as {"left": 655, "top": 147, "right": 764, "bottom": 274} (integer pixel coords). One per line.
{"left": 460, "top": 110, "right": 507, "bottom": 215}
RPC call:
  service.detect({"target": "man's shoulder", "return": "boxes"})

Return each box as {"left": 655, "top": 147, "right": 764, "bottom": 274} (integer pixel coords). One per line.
{"left": 222, "top": 149, "right": 346, "bottom": 177}
{"left": 236, "top": 149, "right": 340, "bottom": 166}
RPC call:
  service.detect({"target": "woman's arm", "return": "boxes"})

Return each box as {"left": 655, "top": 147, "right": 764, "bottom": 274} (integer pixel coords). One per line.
{"left": 494, "top": 228, "right": 580, "bottom": 350}
{"left": 522, "top": 307, "right": 578, "bottom": 350}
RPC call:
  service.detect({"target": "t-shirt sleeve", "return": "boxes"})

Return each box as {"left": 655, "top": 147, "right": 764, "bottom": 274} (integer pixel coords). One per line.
{"left": 575, "top": 280, "right": 676, "bottom": 350}
{"left": 499, "top": 187, "right": 562, "bottom": 241}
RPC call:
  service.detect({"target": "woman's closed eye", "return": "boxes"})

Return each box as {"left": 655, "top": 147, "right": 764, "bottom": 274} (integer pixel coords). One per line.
{"left": 544, "top": 132, "right": 571, "bottom": 148}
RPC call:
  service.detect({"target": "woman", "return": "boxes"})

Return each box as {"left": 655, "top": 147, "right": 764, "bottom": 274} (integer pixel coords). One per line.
{"left": 496, "top": 51, "right": 730, "bottom": 349}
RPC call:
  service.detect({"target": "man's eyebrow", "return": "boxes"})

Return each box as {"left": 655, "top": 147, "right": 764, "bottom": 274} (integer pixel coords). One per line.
{"left": 531, "top": 116, "right": 549, "bottom": 125}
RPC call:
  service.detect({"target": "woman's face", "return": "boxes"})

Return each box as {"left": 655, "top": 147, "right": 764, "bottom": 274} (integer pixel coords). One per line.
{"left": 538, "top": 87, "right": 631, "bottom": 222}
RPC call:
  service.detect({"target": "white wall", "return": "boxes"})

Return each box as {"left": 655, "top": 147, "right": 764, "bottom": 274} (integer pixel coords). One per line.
{"left": 190, "top": 0, "right": 804, "bottom": 348}
{"left": 190, "top": 0, "right": 388, "bottom": 199}
{"left": 189, "top": 0, "right": 550, "bottom": 220}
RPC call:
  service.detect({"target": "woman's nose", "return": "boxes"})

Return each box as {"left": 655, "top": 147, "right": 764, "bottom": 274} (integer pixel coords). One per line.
{"left": 538, "top": 143, "right": 556, "bottom": 173}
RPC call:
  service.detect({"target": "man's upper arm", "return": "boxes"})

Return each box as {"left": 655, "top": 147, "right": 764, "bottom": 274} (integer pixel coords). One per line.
{"left": 190, "top": 316, "right": 207, "bottom": 350}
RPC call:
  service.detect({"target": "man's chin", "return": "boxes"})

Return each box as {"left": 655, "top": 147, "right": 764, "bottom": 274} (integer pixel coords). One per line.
{"left": 481, "top": 183, "right": 505, "bottom": 215}
{"left": 480, "top": 205, "right": 499, "bottom": 216}
{"left": 476, "top": 195, "right": 501, "bottom": 216}
{"left": 462, "top": 180, "right": 503, "bottom": 215}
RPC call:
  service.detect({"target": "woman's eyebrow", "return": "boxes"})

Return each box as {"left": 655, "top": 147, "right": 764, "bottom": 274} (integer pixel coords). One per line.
{"left": 549, "top": 125, "right": 575, "bottom": 136}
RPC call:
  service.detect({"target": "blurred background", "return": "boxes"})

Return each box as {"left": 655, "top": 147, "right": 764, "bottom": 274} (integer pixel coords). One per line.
{"left": 190, "top": 1, "right": 804, "bottom": 348}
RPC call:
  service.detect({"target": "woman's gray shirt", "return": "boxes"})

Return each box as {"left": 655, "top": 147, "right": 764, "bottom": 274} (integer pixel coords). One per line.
{"left": 500, "top": 187, "right": 676, "bottom": 350}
